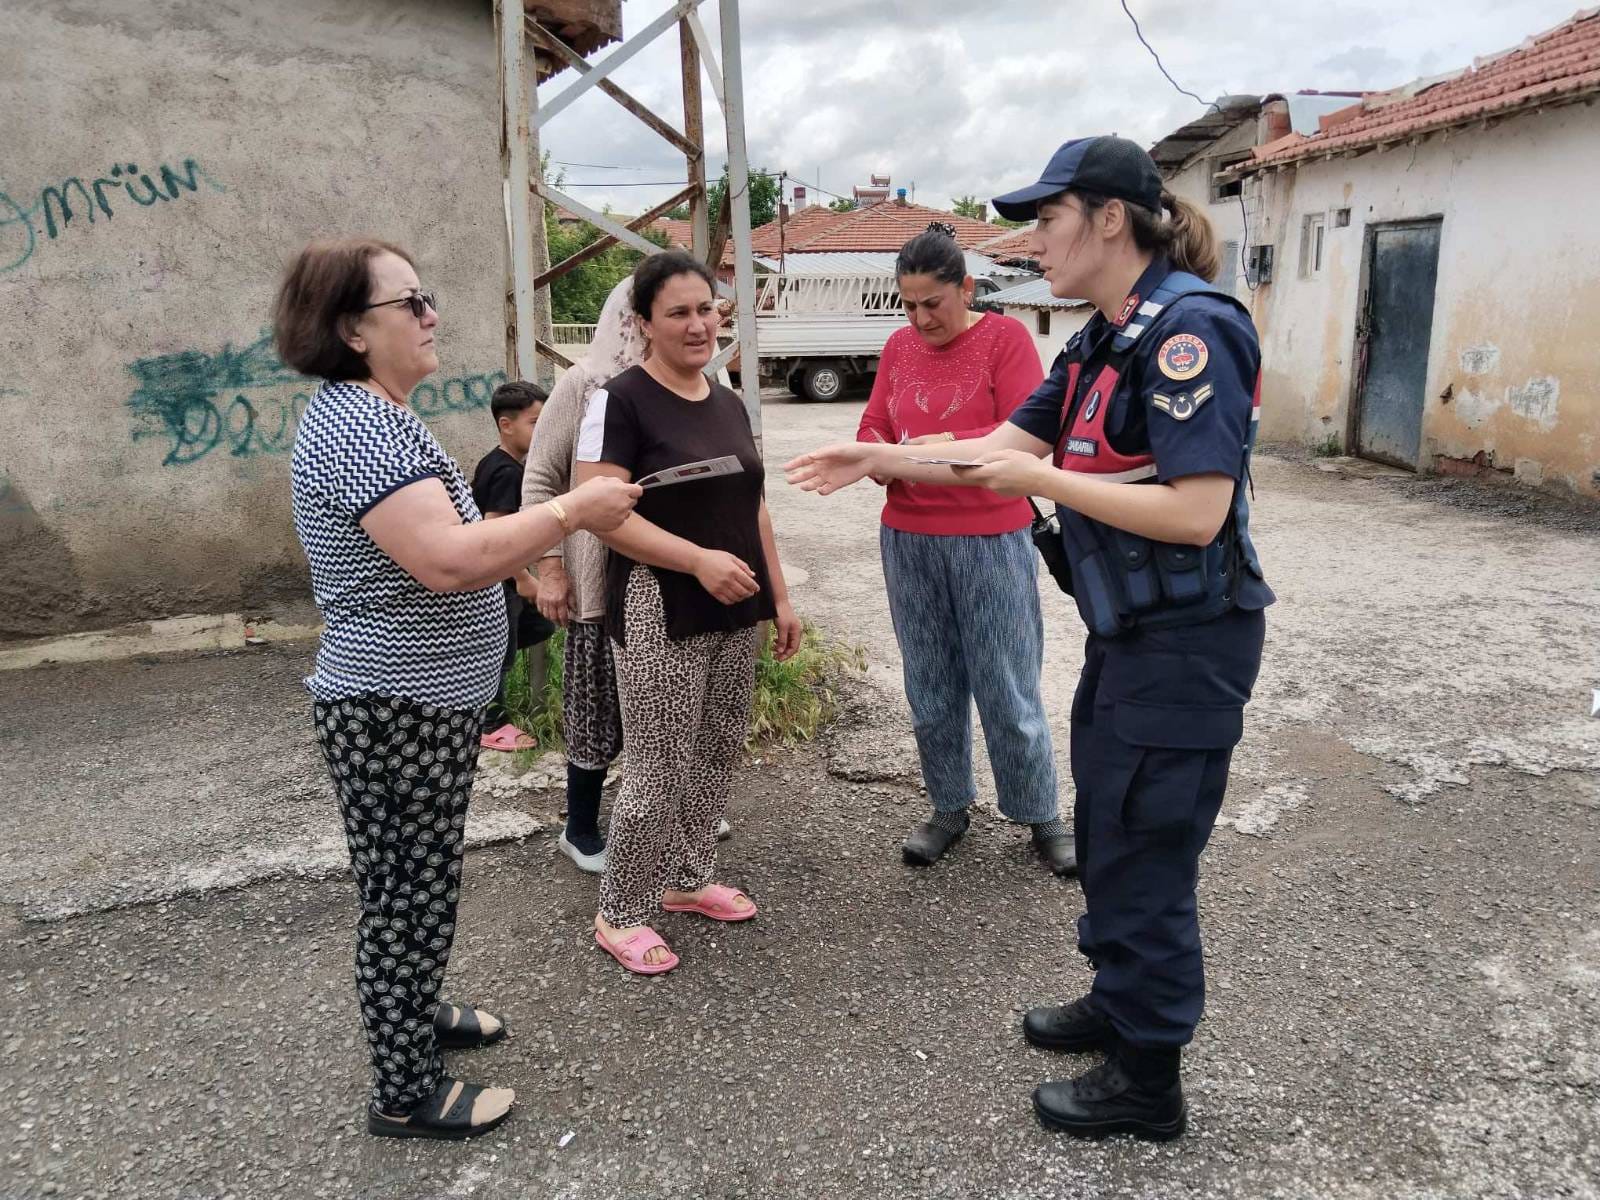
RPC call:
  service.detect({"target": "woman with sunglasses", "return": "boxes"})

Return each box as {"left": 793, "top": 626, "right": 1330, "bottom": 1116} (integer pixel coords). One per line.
{"left": 277, "top": 237, "right": 640, "bottom": 1140}
{"left": 786, "top": 137, "right": 1273, "bottom": 1141}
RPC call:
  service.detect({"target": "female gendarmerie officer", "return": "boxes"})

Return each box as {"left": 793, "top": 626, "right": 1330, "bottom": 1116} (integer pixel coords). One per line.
{"left": 785, "top": 135, "right": 1272, "bottom": 1141}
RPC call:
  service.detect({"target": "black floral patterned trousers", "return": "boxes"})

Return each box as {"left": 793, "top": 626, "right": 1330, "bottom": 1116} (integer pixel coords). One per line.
{"left": 312, "top": 696, "right": 485, "bottom": 1112}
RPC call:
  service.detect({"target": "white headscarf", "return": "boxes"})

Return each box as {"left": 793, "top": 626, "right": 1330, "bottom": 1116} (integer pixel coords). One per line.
{"left": 578, "top": 277, "right": 648, "bottom": 388}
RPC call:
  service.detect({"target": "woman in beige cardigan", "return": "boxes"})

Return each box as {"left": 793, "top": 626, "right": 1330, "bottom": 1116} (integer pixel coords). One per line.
{"left": 522, "top": 278, "right": 734, "bottom": 872}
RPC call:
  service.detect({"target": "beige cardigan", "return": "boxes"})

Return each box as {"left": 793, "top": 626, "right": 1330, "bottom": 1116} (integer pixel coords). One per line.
{"left": 520, "top": 368, "right": 609, "bottom": 623}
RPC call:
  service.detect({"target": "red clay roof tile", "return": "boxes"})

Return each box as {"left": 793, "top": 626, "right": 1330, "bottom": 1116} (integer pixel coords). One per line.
{"left": 730, "top": 201, "right": 1008, "bottom": 263}
{"left": 1249, "top": 8, "right": 1600, "bottom": 168}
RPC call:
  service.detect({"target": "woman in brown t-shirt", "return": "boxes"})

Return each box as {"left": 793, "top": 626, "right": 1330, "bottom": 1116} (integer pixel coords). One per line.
{"left": 575, "top": 251, "right": 801, "bottom": 974}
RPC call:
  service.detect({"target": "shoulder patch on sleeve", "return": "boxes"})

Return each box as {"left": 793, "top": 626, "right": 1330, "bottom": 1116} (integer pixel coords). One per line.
{"left": 1150, "top": 382, "right": 1216, "bottom": 421}
{"left": 1157, "top": 333, "right": 1209, "bottom": 381}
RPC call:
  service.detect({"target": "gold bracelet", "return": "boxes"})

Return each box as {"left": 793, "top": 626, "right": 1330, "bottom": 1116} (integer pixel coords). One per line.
{"left": 547, "top": 497, "right": 573, "bottom": 534}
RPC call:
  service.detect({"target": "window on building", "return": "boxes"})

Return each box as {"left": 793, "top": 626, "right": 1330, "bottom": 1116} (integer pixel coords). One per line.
{"left": 1209, "top": 153, "right": 1250, "bottom": 203}
{"left": 1300, "top": 213, "right": 1327, "bottom": 278}
{"left": 1036, "top": 309, "right": 1051, "bottom": 337}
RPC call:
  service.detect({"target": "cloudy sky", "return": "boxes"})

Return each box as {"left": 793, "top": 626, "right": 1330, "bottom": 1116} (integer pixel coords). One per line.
{"left": 538, "top": 0, "right": 1583, "bottom": 217}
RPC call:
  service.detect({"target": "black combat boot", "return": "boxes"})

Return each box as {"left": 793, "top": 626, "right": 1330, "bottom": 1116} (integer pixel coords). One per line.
{"left": 1022, "top": 994, "right": 1112, "bottom": 1054}
{"left": 1032, "top": 1041, "right": 1186, "bottom": 1141}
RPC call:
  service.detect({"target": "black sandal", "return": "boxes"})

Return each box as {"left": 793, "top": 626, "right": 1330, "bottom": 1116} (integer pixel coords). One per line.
{"left": 433, "top": 1002, "right": 508, "bottom": 1050}
{"left": 367, "top": 1076, "right": 514, "bottom": 1140}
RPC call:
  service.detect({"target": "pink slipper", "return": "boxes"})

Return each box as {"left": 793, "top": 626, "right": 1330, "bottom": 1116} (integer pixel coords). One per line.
{"left": 480, "top": 723, "right": 535, "bottom": 752}
{"left": 595, "top": 926, "right": 680, "bottom": 976}
{"left": 662, "top": 884, "right": 758, "bottom": 922}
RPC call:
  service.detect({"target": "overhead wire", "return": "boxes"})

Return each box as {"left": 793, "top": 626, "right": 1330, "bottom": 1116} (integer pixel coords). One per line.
{"left": 1119, "top": 0, "right": 1258, "bottom": 291}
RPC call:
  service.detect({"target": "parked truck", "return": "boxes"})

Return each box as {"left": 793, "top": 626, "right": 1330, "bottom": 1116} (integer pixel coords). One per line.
{"left": 739, "top": 259, "right": 1010, "bottom": 401}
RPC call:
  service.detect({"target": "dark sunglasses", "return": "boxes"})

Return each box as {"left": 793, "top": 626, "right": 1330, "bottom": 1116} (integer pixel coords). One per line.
{"left": 359, "top": 290, "right": 437, "bottom": 319}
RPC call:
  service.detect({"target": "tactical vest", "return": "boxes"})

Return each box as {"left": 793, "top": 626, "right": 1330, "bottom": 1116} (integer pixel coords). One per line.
{"left": 1049, "top": 269, "right": 1266, "bottom": 639}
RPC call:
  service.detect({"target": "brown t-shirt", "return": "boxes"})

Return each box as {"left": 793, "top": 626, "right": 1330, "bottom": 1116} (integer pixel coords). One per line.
{"left": 576, "top": 364, "right": 775, "bottom": 644}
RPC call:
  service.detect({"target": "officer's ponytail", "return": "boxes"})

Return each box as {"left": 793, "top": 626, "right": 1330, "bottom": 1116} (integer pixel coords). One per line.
{"left": 1065, "top": 188, "right": 1222, "bottom": 283}
{"left": 1157, "top": 190, "right": 1220, "bottom": 283}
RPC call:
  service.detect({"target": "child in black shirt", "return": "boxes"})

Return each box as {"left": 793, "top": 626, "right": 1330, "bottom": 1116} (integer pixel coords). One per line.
{"left": 472, "top": 380, "right": 556, "bottom": 750}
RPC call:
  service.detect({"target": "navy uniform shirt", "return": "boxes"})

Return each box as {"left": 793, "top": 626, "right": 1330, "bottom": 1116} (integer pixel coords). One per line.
{"left": 1009, "top": 257, "right": 1273, "bottom": 612}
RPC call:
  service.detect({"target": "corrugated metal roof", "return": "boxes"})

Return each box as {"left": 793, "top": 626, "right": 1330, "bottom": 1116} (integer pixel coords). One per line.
{"left": 1284, "top": 93, "right": 1366, "bottom": 134}
{"left": 753, "top": 251, "right": 1036, "bottom": 279}
{"left": 984, "top": 277, "right": 1091, "bottom": 311}
{"left": 1148, "top": 95, "right": 1262, "bottom": 169}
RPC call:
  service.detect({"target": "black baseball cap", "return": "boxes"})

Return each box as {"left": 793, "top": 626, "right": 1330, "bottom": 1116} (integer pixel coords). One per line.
{"left": 991, "top": 136, "right": 1164, "bottom": 221}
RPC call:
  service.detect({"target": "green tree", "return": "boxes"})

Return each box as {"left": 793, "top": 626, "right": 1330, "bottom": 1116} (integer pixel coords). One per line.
{"left": 951, "top": 195, "right": 985, "bottom": 219}
{"left": 535, "top": 151, "right": 668, "bottom": 324}
{"left": 544, "top": 208, "right": 667, "bottom": 324}
{"left": 827, "top": 196, "right": 857, "bottom": 212}
{"left": 659, "top": 168, "right": 780, "bottom": 228}
{"left": 708, "top": 165, "right": 780, "bottom": 229}
{"left": 990, "top": 215, "right": 1029, "bottom": 229}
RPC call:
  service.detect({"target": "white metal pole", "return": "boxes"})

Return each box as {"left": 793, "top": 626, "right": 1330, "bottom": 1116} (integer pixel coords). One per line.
{"left": 498, "top": 0, "right": 543, "bottom": 382}
{"left": 718, "top": 0, "right": 761, "bottom": 433}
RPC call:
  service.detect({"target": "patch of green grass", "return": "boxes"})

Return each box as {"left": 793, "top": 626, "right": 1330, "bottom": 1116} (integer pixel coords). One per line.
{"left": 748, "top": 620, "right": 866, "bottom": 749}
{"left": 496, "top": 619, "right": 863, "bottom": 757}
{"left": 502, "top": 627, "right": 566, "bottom": 755}
{"left": 1312, "top": 433, "right": 1343, "bottom": 457}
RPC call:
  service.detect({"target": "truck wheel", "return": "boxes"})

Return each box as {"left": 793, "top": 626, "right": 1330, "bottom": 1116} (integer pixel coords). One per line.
{"left": 800, "top": 364, "right": 846, "bottom": 402}
{"left": 787, "top": 368, "right": 806, "bottom": 397}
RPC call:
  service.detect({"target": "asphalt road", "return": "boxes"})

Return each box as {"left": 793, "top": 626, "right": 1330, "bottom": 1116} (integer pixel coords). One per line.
{"left": 3, "top": 391, "right": 1597, "bottom": 1199}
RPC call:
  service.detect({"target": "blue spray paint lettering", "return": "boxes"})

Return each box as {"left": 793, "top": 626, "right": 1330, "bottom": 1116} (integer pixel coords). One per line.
{"left": 0, "top": 156, "right": 225, "bottom": 274}
{"left": 126, "top": 330, "right": 506, "bottom": 467}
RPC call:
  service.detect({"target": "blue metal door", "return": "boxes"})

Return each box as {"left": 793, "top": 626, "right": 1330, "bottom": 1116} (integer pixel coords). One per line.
{"left": 1354, "top": 220, "right": 1442, "bottom": 469}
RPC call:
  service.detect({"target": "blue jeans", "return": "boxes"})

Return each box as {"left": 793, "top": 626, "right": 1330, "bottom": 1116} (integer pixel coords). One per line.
{"left": 880, "top": 526, "right": 1059, "bottom": 824}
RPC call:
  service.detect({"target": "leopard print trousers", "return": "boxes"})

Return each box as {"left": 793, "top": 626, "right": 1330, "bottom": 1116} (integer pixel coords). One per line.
{"left": 599, "top": 565, "right": 758, "bottom": 928}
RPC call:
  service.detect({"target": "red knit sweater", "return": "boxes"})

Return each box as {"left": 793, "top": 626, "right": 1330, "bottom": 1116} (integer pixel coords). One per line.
{"left": 856, "top": 312, "right": 1044, "bottom": 536}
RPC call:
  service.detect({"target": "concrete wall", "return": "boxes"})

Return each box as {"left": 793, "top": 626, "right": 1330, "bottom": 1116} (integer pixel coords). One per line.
{"left": 0, "top": 0, "right": 510, "bottom": 640}
{"left": 1241, "top": 103, "right": 1600, "bottom": 494}
{"left": 1002, "top": 304, "right": 1094, "bottom": 372}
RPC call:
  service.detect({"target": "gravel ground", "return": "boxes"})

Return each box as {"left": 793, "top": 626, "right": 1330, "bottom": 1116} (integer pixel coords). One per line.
{"left": 2, "top": 393, "right": 1597, "bottom": 1199}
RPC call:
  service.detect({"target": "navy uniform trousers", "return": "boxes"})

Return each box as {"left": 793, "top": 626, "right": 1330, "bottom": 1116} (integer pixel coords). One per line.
{"left": 1070, "top": 605, "right": 1265, "bottom": 1048}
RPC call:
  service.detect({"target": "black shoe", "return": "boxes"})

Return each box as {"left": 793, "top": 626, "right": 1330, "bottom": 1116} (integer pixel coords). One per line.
{"left": 1033, "top": 1048, "right": 1186, "bottom": 1142}
{"left": 433, "top": 1002, "right": 507, "bottom": 1050}
{"left": 902, "top": 813, "right": 969, "bottom": 866}
{"left": 1022, "top": 995, "right": 1112, "bottom": 1054}
{"left": 1031, "top": 830, "right": 1078, "bottom": 877}
{"left": 367, "top": 1077, "right": 516, "bottom": 1141}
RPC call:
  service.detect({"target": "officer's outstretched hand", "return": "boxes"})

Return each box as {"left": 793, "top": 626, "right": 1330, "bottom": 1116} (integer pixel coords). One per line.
{"left": 784, "top": 443, "right": 877, "bottom": 495}
{"left": 955, "top": 449, "right": 1049, "bottom": 498}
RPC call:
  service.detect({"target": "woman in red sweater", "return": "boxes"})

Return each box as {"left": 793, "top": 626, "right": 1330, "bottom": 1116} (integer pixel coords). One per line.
{"left": 858, "top": 224, "right": 1075, "bottom": 876}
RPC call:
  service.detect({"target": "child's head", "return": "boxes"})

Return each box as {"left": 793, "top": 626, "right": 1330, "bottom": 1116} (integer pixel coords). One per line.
{"left": 490, "top": 380, "right": 546, "bottom": 459}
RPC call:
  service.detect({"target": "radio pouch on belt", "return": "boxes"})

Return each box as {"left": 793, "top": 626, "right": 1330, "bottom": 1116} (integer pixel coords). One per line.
{"left": 1026, "top": 497, "right": 1074, "bottom": 596}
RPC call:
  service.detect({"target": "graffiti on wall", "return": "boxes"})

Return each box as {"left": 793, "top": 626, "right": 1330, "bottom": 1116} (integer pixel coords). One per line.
{"left": 0, "top": 473, "right": 22, "bottom": 516}
{"left": 126, "top": 330, "right": 507, "bottom": 467}
{"left": 0, "top": 157, "right": 226, "bottom": 274}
